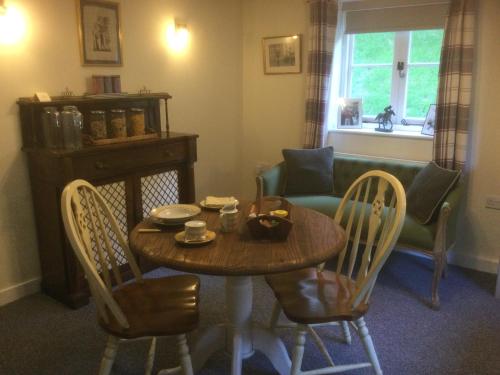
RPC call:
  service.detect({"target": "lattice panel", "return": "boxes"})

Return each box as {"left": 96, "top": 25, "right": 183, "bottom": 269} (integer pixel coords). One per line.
{"left": 141, "top": 170, "right": 179, "bottom": 217}
{"left": 79, "top": 181, "right": 128, "bottom": 273}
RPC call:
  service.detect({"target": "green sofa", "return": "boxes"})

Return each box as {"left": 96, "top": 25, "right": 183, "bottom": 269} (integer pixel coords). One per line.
{"left": 256, "top": 154, "right": 462, "bottom": 309}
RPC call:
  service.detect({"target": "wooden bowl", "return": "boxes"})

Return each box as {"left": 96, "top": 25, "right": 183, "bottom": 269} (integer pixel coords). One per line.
{"left": 246, "top": 196, "right": 293, "bottom": 241}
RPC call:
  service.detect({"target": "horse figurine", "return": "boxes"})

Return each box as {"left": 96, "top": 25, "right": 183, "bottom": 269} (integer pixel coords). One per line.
{"left": 375, "top": 105, "right": 396, "bottom": 133}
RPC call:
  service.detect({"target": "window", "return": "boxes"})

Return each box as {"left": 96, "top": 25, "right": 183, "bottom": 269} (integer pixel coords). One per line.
{"left": 343, "top": 29, "right": 443, "bottom": 127}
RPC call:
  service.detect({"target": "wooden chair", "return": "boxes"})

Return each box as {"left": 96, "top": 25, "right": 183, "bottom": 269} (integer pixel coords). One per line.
{"left": 61, "top": 179, "right": 199, "bottom": 375}
{"left": 266, "top": 170, "right": 406, "bottom": 375}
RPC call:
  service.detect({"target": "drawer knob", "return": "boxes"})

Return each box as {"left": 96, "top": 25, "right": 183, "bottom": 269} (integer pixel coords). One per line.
{"left": 94, "top": 161, "right": 109, "bottom": 170}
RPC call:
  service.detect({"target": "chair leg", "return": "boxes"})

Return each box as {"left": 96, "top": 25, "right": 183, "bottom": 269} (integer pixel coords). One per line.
{"left": 291, "top": 325, "right": 307, "bottom": 375}
{"left": 144, "top": 337, "right": 156, "bottom": 375}
{"left": 99, "top": 335, "right": 119, "bottom": 375}
{"left": 177, "top": 334, "right": 194, "bottom": 375}
{"left": 356, "top": 318, "right": 382, "bottom": 375}
{"left": 431, "top": 252, "right": 446, "bottom": 309}
{"left": 341, "top": 321, "right": 351, "bottom": 344}
{"left": 270, "top": 301, "right": 282, "bottom": 330}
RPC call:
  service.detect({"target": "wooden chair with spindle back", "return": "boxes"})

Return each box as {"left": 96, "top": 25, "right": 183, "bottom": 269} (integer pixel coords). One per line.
{"left": 61, "top": 179, "right": 199, "bottom": 375}
{"left": 266, "top": 170, "right": 406, "bottom": 375}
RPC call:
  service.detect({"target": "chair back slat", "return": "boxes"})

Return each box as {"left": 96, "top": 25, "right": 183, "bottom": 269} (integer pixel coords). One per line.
{"left": 89, "top": 190, "right": 124, "bottom": 286}
{"left": 81, "top": 188, "right": 113, "bottom": 289}
{"left": 347, "top": 178, "right": 372, "bottom": 278}
{"left": 356, "top": 177, "right": 388, "bottom": 283}
{"left": 335, "top": 183, "right": 362, "bottom": 275}
{"left": 61, "top": 179, "right": 144, "bottom": 329}
{"left": 333, "top": 170, "right": 406, "bottom": 309}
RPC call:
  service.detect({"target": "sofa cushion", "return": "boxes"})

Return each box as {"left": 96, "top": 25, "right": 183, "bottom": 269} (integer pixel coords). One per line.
{"left": 406, "top": 162, "right": 461, "bottom": 225}
{"left": 282, "top": 147, "right": 334, "bottom": 195}
{"left": 286, "top": 195, "right": 340, "bottom": 217}
{"left": 286, "top": 195, "right": 436, "bottom": 250}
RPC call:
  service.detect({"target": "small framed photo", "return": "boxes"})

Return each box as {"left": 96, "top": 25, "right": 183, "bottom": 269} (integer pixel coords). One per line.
{"left": 421, "top": 104, "right": 437, "bottom": 136}
{"left": 338, "top": 98, "right": 363, "bottom": 129}
{"left": 262, "top": 35, "right": 302, "bottom": 74}
{"left": 77, "top": 0, "right": 123, "bottom": 66}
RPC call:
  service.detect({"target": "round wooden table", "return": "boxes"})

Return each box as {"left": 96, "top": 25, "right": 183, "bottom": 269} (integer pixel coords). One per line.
{"left": 130, "top": 202, "right": 346, "bottom": 375}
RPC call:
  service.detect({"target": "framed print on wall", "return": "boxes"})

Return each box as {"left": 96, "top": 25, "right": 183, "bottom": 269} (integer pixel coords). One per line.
{"left": 262, "top": 35, "right": 302, "bottom": 74}
{"left": 421, "top": 104, "right": 437, "bottom": 136}
{"left": 77, "top": 0, "right": 123, "bottom": 66}
{"left": 337, "top": 98, "right": 363, "bottom": 129}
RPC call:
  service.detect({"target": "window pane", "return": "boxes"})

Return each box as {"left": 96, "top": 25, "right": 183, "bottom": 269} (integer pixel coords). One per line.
{"left": 351, "top": 66, "right": 392, "bottom": 116}
{"left": 353, "top": 32, "right": 395, "bottom": 65}
{"left": 406, "top": 66, "right": 439, "bottom": 118}
{"left": 409, "top": 30, "right": 444, "bottom": 63}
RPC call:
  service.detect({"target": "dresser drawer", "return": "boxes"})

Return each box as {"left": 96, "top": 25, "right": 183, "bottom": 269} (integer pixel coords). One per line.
{"left": 72, "top": 142, "right": 187, "bottom": 179}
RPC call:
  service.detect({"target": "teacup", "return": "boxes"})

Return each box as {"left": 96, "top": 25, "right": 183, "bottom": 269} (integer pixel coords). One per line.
{"left": 220, "top": 205, "right": 239, "bottom": 233}
{"left": 184, "top": 220, "right": 207, "bottom": 242}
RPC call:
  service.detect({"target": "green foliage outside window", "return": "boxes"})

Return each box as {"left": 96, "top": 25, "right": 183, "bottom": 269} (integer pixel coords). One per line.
{"left": 349, "top": 30, "right": 444, "bottom": 119}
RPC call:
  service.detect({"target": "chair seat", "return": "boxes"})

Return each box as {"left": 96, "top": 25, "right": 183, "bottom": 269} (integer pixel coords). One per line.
{"left": 266, "top": 268, "right": 368, "bottom": 324}
{"left": 99, "top": 275, "right": 200, "bottom": 339}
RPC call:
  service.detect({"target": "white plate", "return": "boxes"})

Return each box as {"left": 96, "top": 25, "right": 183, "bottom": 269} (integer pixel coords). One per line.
{"left": 150, "top": 204, "right": 201, "bottom": 223}
{"left": 200, "top": 199, "right": 239, "bottom": 210}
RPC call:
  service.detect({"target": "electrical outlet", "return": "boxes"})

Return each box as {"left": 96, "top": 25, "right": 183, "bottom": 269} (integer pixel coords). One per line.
{"left": 485, "top": 195, "right": 500, "bottom": 210}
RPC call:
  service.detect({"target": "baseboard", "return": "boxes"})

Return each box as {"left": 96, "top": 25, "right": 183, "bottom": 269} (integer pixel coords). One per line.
{"left": 448, "top": 251, "right": 498, "bottom": 274}
{"left": 0, "top": 278, "right": 41, "bottom": 307}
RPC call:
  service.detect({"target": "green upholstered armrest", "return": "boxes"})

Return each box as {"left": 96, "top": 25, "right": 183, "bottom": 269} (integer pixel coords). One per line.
{"left": 439, "top": 182, "right": 462, "bottom": 249}
{"left": 256, "top": 162, "right": 285, "bottom": 199}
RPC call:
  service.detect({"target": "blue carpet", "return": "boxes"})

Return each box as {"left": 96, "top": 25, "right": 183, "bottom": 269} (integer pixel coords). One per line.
{"left": 0, "top": 251, "right": 499, "bottom": 374}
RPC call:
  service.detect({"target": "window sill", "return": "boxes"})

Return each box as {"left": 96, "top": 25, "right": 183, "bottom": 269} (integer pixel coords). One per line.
{"left": 330, "top": 126, "right": 433, "bottom": 141}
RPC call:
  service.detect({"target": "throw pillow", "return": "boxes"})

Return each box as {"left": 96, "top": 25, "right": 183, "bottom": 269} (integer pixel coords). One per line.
{"left": 282, "top": 146, "right": 334, "bottom": 195}
{"left": 406, "top": 161, "right": 461, "bottom": 224}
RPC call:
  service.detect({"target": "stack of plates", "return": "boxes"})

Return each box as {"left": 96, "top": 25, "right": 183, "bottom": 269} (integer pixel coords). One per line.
{"left": 150, "top": 204, "right": 201, "bottom": 226}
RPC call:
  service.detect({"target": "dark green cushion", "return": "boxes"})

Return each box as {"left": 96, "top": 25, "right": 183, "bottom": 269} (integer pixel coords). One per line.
{"left": 406, "top": 162, "right": 460, "bottom": 225}
{"left": 282, "top": 147, "right": 334, "bottom": 195}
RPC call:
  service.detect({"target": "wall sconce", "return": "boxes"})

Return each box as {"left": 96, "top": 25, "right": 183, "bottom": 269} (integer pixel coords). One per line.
{"left": 0, "top": 0, "right": 26, "bottom": 45}
{"left": 166, "top": 19, "right": 190, "bottom": 53}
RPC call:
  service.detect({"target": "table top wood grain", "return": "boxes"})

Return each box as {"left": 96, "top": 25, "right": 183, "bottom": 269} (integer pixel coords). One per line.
{"left": 129, "top": 201, "right": 346, "bottom": 276}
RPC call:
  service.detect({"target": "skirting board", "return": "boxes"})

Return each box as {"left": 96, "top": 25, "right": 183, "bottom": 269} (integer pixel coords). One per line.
{"left": 448, "top": 251, "right": 498, "bottom": 274}
{"left": 0, "top": 277, "right": 41, "bottom": 307}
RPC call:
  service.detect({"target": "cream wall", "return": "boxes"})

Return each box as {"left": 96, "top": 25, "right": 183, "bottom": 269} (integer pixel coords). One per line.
{"left": 240, "top": 0, "right": 308, "bottom": 199}
{"left": 0, "top": 0, "right": 242, "bottom": 305}
{"left": 452, "top": 0, "right": 500, "bottom": 272}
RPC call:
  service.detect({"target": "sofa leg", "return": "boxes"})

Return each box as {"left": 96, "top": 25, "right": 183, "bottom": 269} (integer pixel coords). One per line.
{"left": 431, "top": 252, "right": 445, "bottom": 310}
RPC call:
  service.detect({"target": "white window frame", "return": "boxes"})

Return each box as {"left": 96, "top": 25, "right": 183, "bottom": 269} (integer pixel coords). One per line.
{"left": 339, "top": 29, "right": 442, "bottom": 130}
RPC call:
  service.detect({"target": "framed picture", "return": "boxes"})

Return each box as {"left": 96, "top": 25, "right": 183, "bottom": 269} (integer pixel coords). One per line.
{"left": 422, "top": 104, "right": 437, "bottom": 136}
{"left": 77, "top": 0, "right": 123, "bottom": 66}
{"left": 262, "top": 35, "right": 302, "bottom": 74}
{"left": 337, "top": 98, "right": 363, "bottom": 129}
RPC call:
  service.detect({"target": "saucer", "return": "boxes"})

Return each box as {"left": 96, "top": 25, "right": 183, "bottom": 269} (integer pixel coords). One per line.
{"left": 175, "top": 230, "right": 216, "bottom": 246}
{"left": 200, "top": 199, "right": 239, "bottom": 210}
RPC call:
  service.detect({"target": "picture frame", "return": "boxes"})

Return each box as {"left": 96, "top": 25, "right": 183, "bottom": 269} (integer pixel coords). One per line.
{"left": 337, "top": 98, "right": 363, "bottom": 129}
{"left": 77, "top": 0, "right": 123, "bottom": 66}
{"left": 262, "top": 35, "right": 302, "bottom": 74}
{"left": 421, "top": 104, "right": 437, "bottom": 136}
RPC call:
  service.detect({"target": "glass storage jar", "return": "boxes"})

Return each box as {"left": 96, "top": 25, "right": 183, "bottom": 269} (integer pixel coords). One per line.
{"left": 89, "top": 110, "right": 107, "bottom": 140}
{"left": 41, "top": 107, "right": 61, "bottom": 149}
{"left": 61, "top": 105, "right": 83, "bottom": 150}
{"left": 109, "top": 109, "right": 127, "bottom": 138}
{"left": 128, "top": 108, "right": 145, "bottom": 136}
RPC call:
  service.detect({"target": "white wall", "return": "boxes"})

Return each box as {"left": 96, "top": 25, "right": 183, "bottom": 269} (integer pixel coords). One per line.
{"left": 451, "top": 0, "right": 500, "bottom": 272}
{"left": 240, "top": 0, "right": 308, "bottom": 199}
{"left": 0, "top": 0, "right": 243, "bottom": 305}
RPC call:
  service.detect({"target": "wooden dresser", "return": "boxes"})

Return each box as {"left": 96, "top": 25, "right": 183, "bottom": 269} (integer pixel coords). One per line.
{"left": 19, "top": 94, "right": 198, "bottom": 308}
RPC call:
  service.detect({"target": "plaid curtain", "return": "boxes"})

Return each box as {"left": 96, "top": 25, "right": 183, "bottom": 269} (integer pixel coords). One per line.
{"left": 303, "top": 0, "right": 337, "bottom": 149}
{"left": 433, "top": 0, "right": 476, "bottom": 171}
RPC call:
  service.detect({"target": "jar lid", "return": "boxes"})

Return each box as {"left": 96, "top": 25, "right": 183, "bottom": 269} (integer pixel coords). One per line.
{"left": 90, "top": 110, "right": 106, "bottom": 114}
{"left": 110, "top": 109, "right": 125, "bottom": 113}
{"left": 130, "top": 108, "right": 144, "bottom": 112}
{"left": 63, "top": 105, "right": 78, "bottom": 111}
